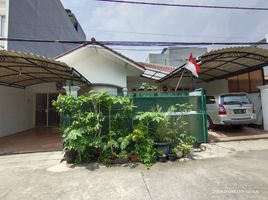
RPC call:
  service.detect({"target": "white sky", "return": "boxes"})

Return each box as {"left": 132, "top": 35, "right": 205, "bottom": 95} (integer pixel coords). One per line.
{"left": 61, "top": 0, "right": 268, "bottom": 62}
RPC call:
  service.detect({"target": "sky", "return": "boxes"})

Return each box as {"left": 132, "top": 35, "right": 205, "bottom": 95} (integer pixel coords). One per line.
{"left": 61, "top": 0, "right": 268, "bottom": 62}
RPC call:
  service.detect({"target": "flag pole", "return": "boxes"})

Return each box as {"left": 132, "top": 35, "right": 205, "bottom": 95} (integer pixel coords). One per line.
{"left": 175, "top": 70, "right": 185, "bottom": 91}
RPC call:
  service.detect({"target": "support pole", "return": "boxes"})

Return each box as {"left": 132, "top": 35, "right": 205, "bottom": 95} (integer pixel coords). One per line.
{"left": 63, "top": 84, "right": 80, "bottom": 99}
{"left": 175, "top": 70, "right": 185, "bottom": 91}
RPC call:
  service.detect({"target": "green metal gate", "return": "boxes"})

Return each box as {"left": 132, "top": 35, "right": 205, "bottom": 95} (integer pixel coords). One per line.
{"left": 130, "top": 89, "right": 208, "bottom": 143}
{"left": 60, "top": 88, "right": 208, "bottom": 143}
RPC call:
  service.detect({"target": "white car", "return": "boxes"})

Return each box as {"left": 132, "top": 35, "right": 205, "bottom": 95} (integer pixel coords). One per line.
{"left": 206, "top": 93, "right": 256, "bottom": 129}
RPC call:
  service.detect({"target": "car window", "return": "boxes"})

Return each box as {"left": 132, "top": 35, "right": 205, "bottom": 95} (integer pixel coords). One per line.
{"left": 206, "top": 96, "right": 216, "bottom": 104}
{"left": 221, "top": 95, "right": 251, "bottom": 105}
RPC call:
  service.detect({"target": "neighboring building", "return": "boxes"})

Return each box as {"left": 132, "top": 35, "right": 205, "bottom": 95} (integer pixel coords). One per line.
{"left": 0, "top": 0, "right": 86, "bottom": 57}
{"left": 146, "top": 46, "right": 207, "bottom": 67}
{"left": 253, "top": 34, "right": 268, "bottom": 77}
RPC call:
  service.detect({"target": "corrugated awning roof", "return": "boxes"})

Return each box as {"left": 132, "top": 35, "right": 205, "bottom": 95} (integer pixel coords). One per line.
{"left": 160, "top": 46, "right": 268, "bottom": 82}
{"left": 138, "top": 62, "right": 175, "bottom": 80}
{"left": 0, "top": 50, "right": 91, "bottom": 89}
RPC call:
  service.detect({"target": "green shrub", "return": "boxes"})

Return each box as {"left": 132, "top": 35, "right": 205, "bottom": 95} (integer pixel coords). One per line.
{"left": 53, "top": 91, "right": 196, "bottom": 167}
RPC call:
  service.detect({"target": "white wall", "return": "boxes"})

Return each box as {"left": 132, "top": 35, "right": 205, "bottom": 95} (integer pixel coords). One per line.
{"left": 248, "top": 92, "right": 263, "bottom": 125}
{"left": 91, "top": 85, "right": 118, "bottom": 95}
{"left": 27, "top": 82, "right": 60, "bottom": 94}
{"left": 57, "top": 47, "right": 143, "bottom": 89}
{"left": 0, "top": 82, "right": 63, "bottom": 137}
{"left": 0, "top": 85, "right": 35, "bottom": 137}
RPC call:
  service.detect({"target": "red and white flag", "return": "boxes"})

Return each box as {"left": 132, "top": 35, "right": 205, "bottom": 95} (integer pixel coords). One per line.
{"left": 184, "top": 54, "right": 200, "bottom": 78}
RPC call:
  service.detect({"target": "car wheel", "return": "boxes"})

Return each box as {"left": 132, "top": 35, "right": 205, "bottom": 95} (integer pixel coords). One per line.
{"left": 207, "top": 116, "right": 214, "bottom": 130}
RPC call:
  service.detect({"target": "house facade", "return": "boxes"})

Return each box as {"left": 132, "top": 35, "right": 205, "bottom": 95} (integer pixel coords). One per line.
{"left": 0, "top": 0, "right": 86, "bottom": 57}
{"left": 55, "top": 40, "right": 228, "bottom": 96}
{"left": 1, "top": 35, "right": 267, "bottom": 137}
{"left": 0, "top": 50, "right": 90, "bottom": 138}
{"left": 0, "top": 0, "right": 88, "bottom": 137}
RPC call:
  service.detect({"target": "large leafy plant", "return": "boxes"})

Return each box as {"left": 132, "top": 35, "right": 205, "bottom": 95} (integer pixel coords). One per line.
{"left": 53, "top": 91, "right": 197, "bottom": 167}
{"left": 53, "top": 91, "right": 134, "bottom": 162}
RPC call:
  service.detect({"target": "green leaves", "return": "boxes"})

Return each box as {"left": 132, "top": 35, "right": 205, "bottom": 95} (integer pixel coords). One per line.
{"left": 118, "top": 137, "right": 130, "bottom": 150}
{"left": 54, "top": 91, "right": 135, "bottom": 163}
{"left": 54, "top": 91, "right": 196, "bottom": 167}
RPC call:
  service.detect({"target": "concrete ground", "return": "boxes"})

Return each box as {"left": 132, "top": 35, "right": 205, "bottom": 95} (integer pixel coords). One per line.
{"left": 1, "top": 139, "right": 268, "bottom": 200}
{"left": 0, "top": 128, "right": 62, "bottom": 155}
{"left": 208, "top": 126, "right": 268, "bottom": 142}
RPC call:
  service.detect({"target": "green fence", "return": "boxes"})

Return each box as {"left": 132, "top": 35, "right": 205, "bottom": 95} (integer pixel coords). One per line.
{"left": 61, "top": 88, "right": 208, "bottom": 143}
{"left": 130, "top": 89, "right": 208, "bottom": 143}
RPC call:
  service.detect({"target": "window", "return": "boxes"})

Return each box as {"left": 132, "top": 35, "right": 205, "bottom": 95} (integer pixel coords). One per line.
{"left": 0, "top": 16, "right": 6, "bottom": 37}
{"left": 221, "top": 94, "right": 251, "bottom": 105}
{"left": 206, "top": 96, "right": 216, "bottom": 104}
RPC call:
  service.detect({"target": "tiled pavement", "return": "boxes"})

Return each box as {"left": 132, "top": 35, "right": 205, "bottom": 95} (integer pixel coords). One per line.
{"left": 208, "top": 126, "right": 268, "bottom": 142}
{"left": 0, "top": 128, "right": 62, "bottom": 155}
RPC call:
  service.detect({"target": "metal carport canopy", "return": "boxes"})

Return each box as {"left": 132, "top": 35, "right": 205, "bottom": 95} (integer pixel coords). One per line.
{"left": 0, "top": 50, "right": 91, "bottom": 89}
{"left": 160, "top": 47, "right": 268, "bottom": 82}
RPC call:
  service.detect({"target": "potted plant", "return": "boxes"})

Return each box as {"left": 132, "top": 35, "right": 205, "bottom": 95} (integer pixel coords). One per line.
{"left": 138, "top": 83, "right": 158, "bottom": 96}
{"left": 173, "top": 144, "right": 184, "bottom": 159}
{"left": 167, "top": 147, "right": 177, "bottom": 161}
{"left": 173, "top": 143, "right": 193, "bottom": 158}
{"left": 154, "top": 142, "right": 170, "bottom": 155}
{"left": 181, "top": 143, "right": 192, "bottom": 158}
{"left": 152, "top": 126, "right": 171, "bottom": 154}
{"left": 130, "top": 153, "right": 138, "bottom": 162}
{"left": 64, "top": 148, "right": 77, "bottom": 164}
{"left": 157, "top": 149, "right": 167, "bottom": 162}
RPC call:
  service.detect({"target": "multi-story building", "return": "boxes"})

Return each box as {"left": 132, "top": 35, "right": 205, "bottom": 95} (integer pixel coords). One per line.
{"left": 0, "top": 0, "right": 86, "bottom": 57}
{"left": 146, "top": 46, "right": 207, "bottom": 67}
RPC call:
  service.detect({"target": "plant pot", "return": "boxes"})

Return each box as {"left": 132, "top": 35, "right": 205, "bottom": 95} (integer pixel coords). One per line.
{"left": 182, "top": 151, "right": 192, "bottom": 158}
{"left": 114, "top": 157, "right": 129, "bottom": 164}
{"left": 154, "top": 142, "right": 171, "bottom": 155}
{"left": 103, "top": 159, "right": 114, "bottom": 165}
{"left": 158, "top": 155, "right": 167, "bottom": 162}
{"left": 65, "top": 149, "right": 77, "bottom": 164}
{"left": 130, "top": 154, "right": 138, "bottom": 162}
{"left": 168, "top": 153, "right": 177, "bottom": 161}
{"left": 103, "top": 157, "right": 129, "bottom": 165}
{"left": 175, "top": 150, "right": 183, "bottom": 158}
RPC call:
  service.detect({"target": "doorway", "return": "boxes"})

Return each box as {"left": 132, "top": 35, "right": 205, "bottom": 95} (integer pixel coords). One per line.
{"left": 36, "top": 93, "right": 60, "bottom": 127}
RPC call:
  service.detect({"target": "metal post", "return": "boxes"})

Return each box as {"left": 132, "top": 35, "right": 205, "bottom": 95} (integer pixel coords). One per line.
{"left": 175, "top": 70, "right": 185, "bottom": 91}
{"left": 200, "top": 88, "right": 208, "bottom": 143}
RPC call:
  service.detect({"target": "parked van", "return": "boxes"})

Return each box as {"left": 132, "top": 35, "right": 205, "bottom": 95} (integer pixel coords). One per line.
{"left": 206, "top": 93, "right": 256, "bottom": 129}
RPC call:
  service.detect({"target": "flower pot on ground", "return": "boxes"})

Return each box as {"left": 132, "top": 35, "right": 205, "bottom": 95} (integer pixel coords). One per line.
{"left": 65, "top": 149, "right": 77, "bottom": 164}
{"left": 154, "top": 142, "right": 171, "bottom": 155}
{"left": 103, "top": 157, "right": 129, "bottom": 165}
{"left": 173, "top": 144, "right": 184, "bottom": 159}
{"left": 182, "top": 144, "right": 193, "bottom": 158}
{"left": 114, "top": 157, "right": 129, "bottom": 164}
{"left": 158, "top": 154, "right": 167, "bottom": 162}
{"left": 167, "top": 153, "right": 177, "bottom": 161}
{"left": 130, "top": 154, "right": 138, "bottom": 162}
{"left": 157, "top": 149, "right": 167, "bottom": 162}
{"left": 174, "top": 143, "right": 193, "bottom": 158}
